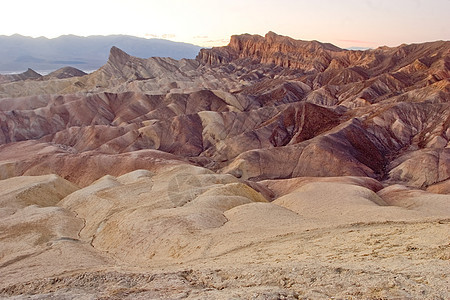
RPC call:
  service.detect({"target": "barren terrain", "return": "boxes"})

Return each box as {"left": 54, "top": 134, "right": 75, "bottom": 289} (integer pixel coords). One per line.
{"left": 0, "top": 32, "right": 449, "bottom": 299}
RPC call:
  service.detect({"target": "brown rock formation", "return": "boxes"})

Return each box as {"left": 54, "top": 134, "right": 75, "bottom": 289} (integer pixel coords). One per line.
{"left": 198, "top": 31, "right": 342, "bottom": 71}
{"left": 0, "top": 68, "right": 41, "bottom": 84}
{"left": 42, "top": 66, "right": 87, "bottom": 80}
{"left": 0, "top": 34, "right": 448, "bottom": 188}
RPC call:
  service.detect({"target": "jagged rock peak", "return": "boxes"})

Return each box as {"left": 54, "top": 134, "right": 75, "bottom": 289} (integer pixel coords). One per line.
{"left": 197, "top": 31, "right": 343, "bottom": 69}
{"left": 0, "top": 68, "right": 42, "bottom": 84}
{"left": 108, "top": 46, "right": 132, "bottom": 66}
{"left": 229, "top": 31, "right": 342, "bottom": 52}
{"left": 23, "top": 68, "right": 42, "bottom": 78}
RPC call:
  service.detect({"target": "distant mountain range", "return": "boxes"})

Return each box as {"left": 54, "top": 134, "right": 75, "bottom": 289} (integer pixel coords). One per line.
{"left": 0, "top": 34, "right": 202, "bottom": 73}
{"left": 345, "top": 46, "right": 372, "bottom": 51}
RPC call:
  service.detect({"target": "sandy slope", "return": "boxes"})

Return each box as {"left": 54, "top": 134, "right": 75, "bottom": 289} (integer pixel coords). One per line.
{"left": 0, "top": 164, "right": 448, "bottom": 299}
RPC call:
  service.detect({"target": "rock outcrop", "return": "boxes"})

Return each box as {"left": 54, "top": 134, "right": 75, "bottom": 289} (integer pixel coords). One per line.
{"left": 42, "top": 66, "right": 87, "bottom": 80}
{"left": 198, "top": 31, "right": 342, "bottom": 70}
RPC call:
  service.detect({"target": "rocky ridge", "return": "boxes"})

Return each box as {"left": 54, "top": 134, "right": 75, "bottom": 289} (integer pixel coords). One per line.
{"left": 42, "top": 66, "right": 87, "bottom": 80}
{"left": 0, "top": 68, "right": 42, "bottom": 84}
{"left": 1, "top": 33, "right": 448, "bottom": 188}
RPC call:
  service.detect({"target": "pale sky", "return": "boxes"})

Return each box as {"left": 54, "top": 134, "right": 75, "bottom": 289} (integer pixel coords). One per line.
{"left": 1, "top": 0, "right": 449, "bottom": 48}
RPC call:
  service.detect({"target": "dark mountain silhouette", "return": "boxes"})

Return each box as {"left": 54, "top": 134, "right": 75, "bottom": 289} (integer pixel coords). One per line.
{"left": 0, "top": 34, "right": 202, "bottom": 73}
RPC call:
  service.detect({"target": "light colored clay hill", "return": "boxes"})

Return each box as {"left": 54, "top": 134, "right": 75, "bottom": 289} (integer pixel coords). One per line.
{"left": 0, "top": 32, "right": 449, "bottom": 299}
{"left": 0, "top": 165, "right": 448, "bottom": 299}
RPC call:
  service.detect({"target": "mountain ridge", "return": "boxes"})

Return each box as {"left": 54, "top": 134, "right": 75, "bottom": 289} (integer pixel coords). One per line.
{"left": 0, "top": 34, "right": 202, "bottom": 72}
{"left": 198, "top": 32, "right": 450, "bottom": 77}
{"left": 2, "top": 32, "right": 447, "bottom": 100}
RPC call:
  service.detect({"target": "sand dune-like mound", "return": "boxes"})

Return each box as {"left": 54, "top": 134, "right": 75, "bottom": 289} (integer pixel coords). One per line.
{"left": 1, "top": 166, "right": 449, "bottom": 299}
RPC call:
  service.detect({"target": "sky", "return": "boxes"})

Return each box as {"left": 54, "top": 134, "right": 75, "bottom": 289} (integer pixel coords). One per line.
{"left": 1, "top": 0, "right": 449, "bottom": 48}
